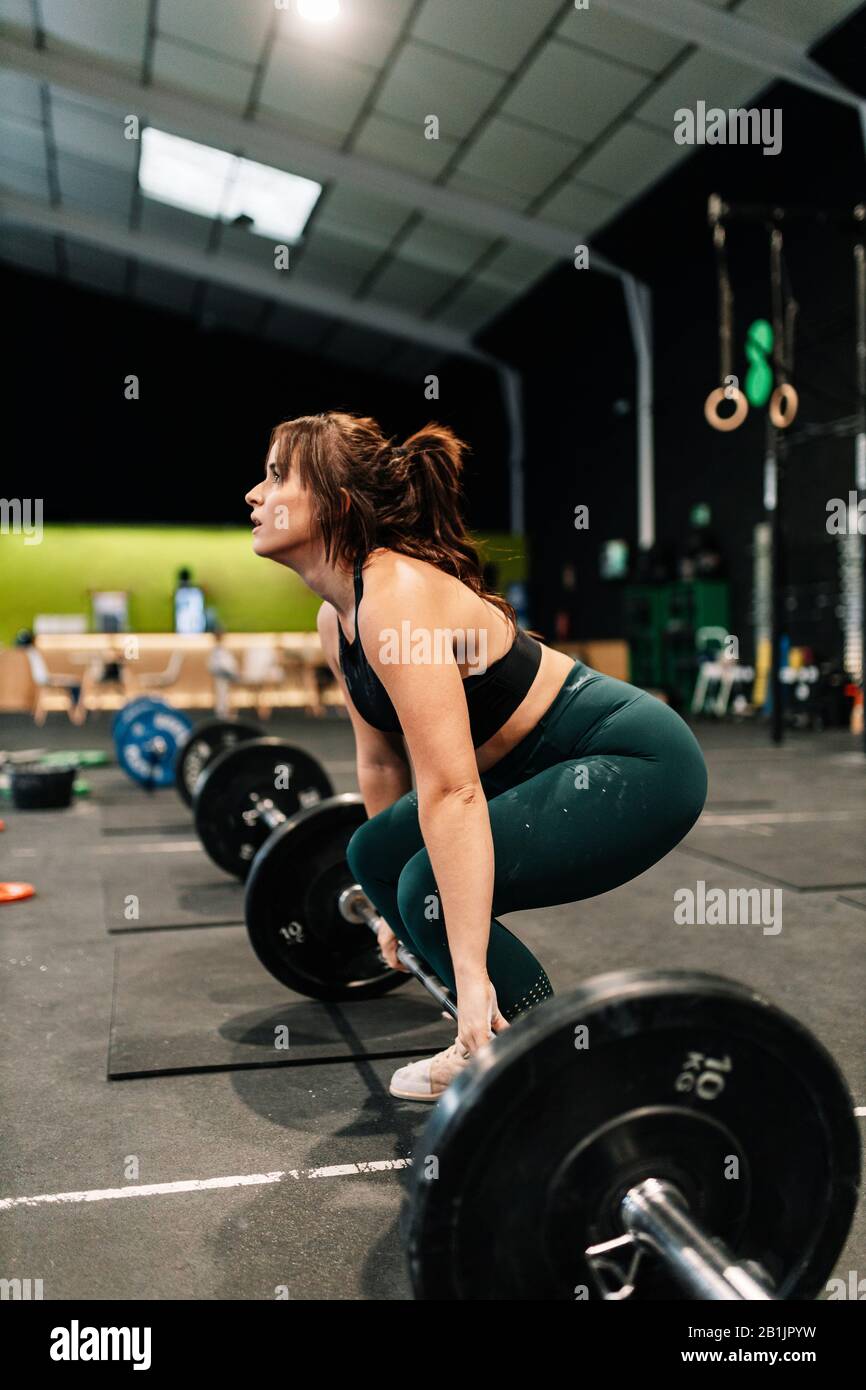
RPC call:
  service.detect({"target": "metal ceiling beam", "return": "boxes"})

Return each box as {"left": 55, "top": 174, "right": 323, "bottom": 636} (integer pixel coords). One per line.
{"left": 0, "top": 190, "right": 493, "bottom": 360}
{"left": 598, "top": 0, "right": 865, "bottom": 115}
{"left": 0, "top": 34, "right": 626, "bottom": 279}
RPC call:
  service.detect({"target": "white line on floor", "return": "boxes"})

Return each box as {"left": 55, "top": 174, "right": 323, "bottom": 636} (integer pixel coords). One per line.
{"left": 0, "top": 1159, "right": 410, "bottom": 1211}
{"left": 855, "top": 1107, "right": 866, "bottom": 1117}
{"left": 94, "top": 841, "right": 203, "bottom": 855}
{"left": 700, "top": 810, "right": 866, "bottom": 827}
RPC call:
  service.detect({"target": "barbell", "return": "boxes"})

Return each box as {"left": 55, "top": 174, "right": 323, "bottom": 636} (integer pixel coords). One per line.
{"left": 227, "top": 777, "right": 859, "bottom": 1301}
{"left": 405, "top": 968, "right": 860, "bottom": 1301}
{"left": 184, "top": 744, "right": 861, "bottom": 1299}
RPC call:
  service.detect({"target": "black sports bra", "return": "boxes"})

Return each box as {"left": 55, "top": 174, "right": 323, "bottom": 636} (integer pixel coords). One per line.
{"left": 337, "top": 554, "right": 543, "bottom": 748}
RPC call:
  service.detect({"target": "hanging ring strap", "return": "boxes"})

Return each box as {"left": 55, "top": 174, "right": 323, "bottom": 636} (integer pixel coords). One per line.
{"left": 769, "top": 227, "right": 799, "bottom": 429}
{"left": 705, "top": 223, "right": 748, "bottom": 431}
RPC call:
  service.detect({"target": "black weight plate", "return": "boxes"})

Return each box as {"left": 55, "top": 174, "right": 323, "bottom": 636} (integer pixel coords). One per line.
{"left": 194, "top": 738, "right": 334, "bottom": 880}
{"left": 407, "top": 970, "right": 860, "bottom": 1301}
{"left": 174, "top": 719, "right": 262, "bottom": 807}
{"left": 10, "top": 764, "right": 76, "bottom": 810}
{"left": 245, "top": 793, "right": 411, "bottom": 1002}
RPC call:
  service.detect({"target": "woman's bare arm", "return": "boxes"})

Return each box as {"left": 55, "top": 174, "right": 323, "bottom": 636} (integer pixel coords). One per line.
{"left": 356, "top": 560, "right": 494, "bottom": 994}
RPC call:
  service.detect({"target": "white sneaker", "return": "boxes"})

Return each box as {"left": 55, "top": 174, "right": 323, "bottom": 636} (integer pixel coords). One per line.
{"left": 389, "top": 1039, "right": 471, "bottom": 1102}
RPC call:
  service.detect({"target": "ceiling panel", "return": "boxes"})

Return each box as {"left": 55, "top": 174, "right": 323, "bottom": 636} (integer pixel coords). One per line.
{"left": 56, "top": 150, "right": 133, "bottom": 218}
{"left": 0, "top": 112, "right": 47, "bottom": 167}
{"left": 218, "top": 221, "right": 293, "bottom": 269}
{"left": 314, "top": 185, "right": 410, "bottom": 253}
{"left": 259, "top": 38, "right": 374, "bottom": 137}
{"left": 637, "top": 50, "right": 768, "bottom": 134}
{"left": 0, "top": 0, "right": 34, "bottom": 40}
{"left": 453, "top": 116, "right": 579, "bottom": 203}
{"left": 398, "top": 217, "right": 496, "bottom": 277}
{"left": 556, "top": 5, "right": 683, "bottom": 74}
{"left": 575, "top": 120, "right": 686, "bottom": 199}
{"left": 434, "top": 278, "right": 510, "bottom": 334}
{"left": 51, "top": 92, "right": 138, "bottom": 173}
{"left": 138, "top": 197, "right": 213, "bottom": 251}
{"left": 289, "top": 244, "right": 382, "bottom": 298}
{"left": 535, "top": 178, "right": 623, "bottom": 236}
{"left": 365, "top": 255, "right": 461, "bottom": 315}
{"left": 0, "top": 70, "right": 42, "bottom": 123}
{"left": 411, "top": 0, "right": 563, "bottom": 70}
{"left": 255, "top": 105, "right": 347, "bottom": 152}
{"left": 41, "top": 0, "right": 149, "bottom": 71}
{"left": 501, "top": 40, "right": 649, "bottom": 142}
{"left": 444, "top": 168, "right": 530, "bottom": 212}
{"left": 477, "top": 241, "right": 556, "bottom": 294}
{"left": 0, "top": 154, "right": 50, "bottom": 200}
{"left": 351, "top": 111, "right": 460, "bottom": 178}
{"left": 374, "top": 40, "right": 505, "bottom": 140}
{"left": 157, "top": 0, "right": 274, "bottom": 66}
{"left": 152, "top": 37, "right": 256, "bottom": 112}
{"left": 296, "top": 226, "right": 387, "bottom": 276}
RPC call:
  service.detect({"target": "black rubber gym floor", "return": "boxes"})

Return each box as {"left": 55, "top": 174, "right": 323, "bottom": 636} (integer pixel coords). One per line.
{"left": 1, "top": 712, "right": 864, "bottom": 1299}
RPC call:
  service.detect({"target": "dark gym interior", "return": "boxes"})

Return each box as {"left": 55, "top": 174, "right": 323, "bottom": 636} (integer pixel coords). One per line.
{"left": 1, "top": 0, "right": 865, "bottom": 1344}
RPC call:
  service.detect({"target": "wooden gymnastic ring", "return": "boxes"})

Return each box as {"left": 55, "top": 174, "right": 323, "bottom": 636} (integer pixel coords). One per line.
{"left": 704, "top": 387, "right": 748, "bottom": 432}
{"left": 769, "top": 383, "right": 798, "bottom": 429}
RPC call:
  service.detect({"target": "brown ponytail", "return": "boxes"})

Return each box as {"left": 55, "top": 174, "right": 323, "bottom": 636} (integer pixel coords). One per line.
{"left": 266, "top": 410, "right": 519, "bottom": 631}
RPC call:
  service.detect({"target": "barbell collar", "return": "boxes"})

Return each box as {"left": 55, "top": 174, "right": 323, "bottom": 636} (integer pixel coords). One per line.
{"left": 620, "top": 1178, "right": 776, "bottom": 1300}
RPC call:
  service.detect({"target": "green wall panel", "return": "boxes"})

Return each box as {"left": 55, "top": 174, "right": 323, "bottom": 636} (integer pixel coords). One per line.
{"left": 0, "top": 526, "right": 526, "bottom": 644}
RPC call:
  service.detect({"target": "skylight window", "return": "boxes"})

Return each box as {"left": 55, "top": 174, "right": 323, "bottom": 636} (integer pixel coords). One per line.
{"left": 139, "top": 128, "right": 321, "bottom": 243}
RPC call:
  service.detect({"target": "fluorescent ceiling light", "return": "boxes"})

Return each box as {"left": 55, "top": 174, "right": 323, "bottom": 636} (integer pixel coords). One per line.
{"left": 297, "top": 0, "right": 341, "bottom": 21}
{"left": 139, "top": 128, "right": 321, "bottom": 243}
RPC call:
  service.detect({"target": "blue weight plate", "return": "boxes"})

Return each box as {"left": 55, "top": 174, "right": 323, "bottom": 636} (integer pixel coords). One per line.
{"left": 112, "top": 697, "right": 160, "bottom": 746}
{"left": 116, "top": 701, "right": 194, "bottom": 789}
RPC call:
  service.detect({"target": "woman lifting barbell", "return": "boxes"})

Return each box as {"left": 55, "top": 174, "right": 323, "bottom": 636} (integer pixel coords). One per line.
{"left": 246, "top": 411, "right": 707, "bottom": 1101}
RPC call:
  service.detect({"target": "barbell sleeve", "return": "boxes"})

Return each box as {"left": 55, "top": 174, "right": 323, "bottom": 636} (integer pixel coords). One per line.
{"left": 620, "top": 1179, "right": 776, "bottom": 1300}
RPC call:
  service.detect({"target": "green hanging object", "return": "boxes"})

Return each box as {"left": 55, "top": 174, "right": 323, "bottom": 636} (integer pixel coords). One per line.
{"left": 745, "top": 318, "right": 774, "bottom": 407}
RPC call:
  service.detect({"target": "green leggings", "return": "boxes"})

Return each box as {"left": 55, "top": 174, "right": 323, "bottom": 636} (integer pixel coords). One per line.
{"left": 345, "top": 661, "right": 707, "bottom": 1021}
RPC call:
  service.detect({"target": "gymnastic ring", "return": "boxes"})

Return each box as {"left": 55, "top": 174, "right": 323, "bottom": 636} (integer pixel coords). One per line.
{"left": 704, "top": 386, "right": 748, "bottom": 432}
{"left": 769, "top": 383, "right": 798, "bottom": 429}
